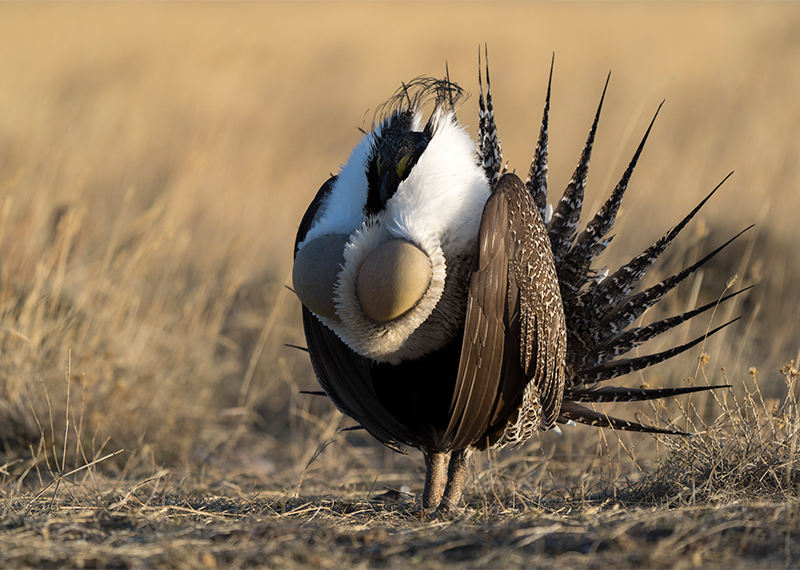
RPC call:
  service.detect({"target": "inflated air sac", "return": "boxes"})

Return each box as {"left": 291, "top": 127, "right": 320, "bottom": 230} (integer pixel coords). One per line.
{"left": 356, "top": 239, "right": 432, "bottom": 323}
{"left": 294, "top": 236, "right": 432, "bottom": 324}
{"left": 292, "top": 235, "right": 349, "bottom": 319}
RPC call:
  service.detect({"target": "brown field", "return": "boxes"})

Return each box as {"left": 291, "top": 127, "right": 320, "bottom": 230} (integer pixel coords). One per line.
{"left": 1, "top": 2, "right": 800, "bottom": 568}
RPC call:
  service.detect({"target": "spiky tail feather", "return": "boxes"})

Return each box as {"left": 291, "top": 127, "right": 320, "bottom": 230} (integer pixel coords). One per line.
{"left": 526, "top": 54, "right": 553, "bottom": 223}
{"left": 525, "top": 67, "right": 750, "bottom": 434}
{"left": 559, "top": 400, "right": 700, "bottom": 435}
{"left": 548, "top": 73, "right": 610, "bottom": 264}
{"left": 478, "top": 45, "right": 503, "bottom": 184}
{"left": 568, "top": 384, "right": 732, "bottom": 403}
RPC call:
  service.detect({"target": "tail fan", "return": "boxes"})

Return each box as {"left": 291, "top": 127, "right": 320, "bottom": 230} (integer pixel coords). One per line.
{"left": 522, "top": 69, "right": 750, "bottom": 432}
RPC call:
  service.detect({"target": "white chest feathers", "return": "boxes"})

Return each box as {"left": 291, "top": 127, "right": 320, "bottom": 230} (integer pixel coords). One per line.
{"left": 294, "top": 112, "right": 492, "bottom": 363}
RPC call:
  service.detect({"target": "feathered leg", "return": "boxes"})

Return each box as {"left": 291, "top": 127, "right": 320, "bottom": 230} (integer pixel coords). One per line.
{"left": 422, "top": 450, "right": 448, "bottom": 511}
{"left": 437, "top": 448, "right": 471, "bottom": 513}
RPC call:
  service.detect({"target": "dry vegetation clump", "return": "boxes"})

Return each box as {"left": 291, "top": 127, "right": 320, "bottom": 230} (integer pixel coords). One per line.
{"left": 4, "top": 358, "right": 800, "bottom": 569}
{"left": 642, "top": 361, "right": 800, "bottom": 504}
{"left": 0, "top": 189, "right": 246, "bottom": 469}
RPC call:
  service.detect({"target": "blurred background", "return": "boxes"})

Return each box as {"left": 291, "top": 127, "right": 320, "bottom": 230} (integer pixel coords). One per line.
{"left": 0, "top": 2, "right": 798, "bottom": 493}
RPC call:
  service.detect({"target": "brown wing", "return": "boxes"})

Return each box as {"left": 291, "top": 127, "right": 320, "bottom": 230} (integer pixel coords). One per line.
{"left": 295, "top": 177, "right": 418, "bottom": 452}
{"left": 302, "top": 308, "right": 418, "bottom": 451}
{"left": 445, "top": 173, "right": 566, "bottom": 450}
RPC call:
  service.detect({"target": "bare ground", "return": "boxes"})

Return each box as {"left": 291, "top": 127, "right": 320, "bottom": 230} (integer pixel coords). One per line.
{"left": 3, "top": 481, "right": 799, "bottom": 569}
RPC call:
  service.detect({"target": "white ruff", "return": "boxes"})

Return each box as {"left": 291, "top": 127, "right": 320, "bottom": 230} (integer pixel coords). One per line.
{"left": 320, "top": 223, "right": 447, "bottom": 364}
{"left": 385, "top": 110, "right": 491, "bottom": 259}
{"left": 300, "top": 110, "right": 491, "bottom": 364}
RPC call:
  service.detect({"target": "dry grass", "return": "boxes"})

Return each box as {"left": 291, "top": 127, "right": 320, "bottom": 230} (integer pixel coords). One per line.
{"left": 4, "top": 377, "right": 800, "bottom": 569}
{"left": 1, "top": 2, "right": 800, "bottom": 568}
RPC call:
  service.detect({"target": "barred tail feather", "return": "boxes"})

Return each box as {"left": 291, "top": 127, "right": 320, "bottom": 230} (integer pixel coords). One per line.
{"left": 477, "top": 48, "right": 486, "bottom": 160}
{"left": 549, "top": 73, "right": 610, "bottom": 263}
{"left": 587, "top": 286, "right": 753, "bottom": 366}
{"left": 577, "top": 317, "right": 741, "bottom": 384}
{"left": 558, "top": 401, "right": 691, "bottom": 435}
{"left": 478, "top": 45, "right": 503, "bottom": 184}
{"left": 526, "top": 54, "right": 553, "bottom": 221}
{"left": 567, "top": 384, "right": 731, "bottom": 403}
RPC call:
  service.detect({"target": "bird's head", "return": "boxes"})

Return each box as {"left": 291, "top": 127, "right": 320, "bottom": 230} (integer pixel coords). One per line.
{"left": 365, "top": 111, "right": 430, "bottom": 215}
{"left": 293, "top": 78, "right": 491, "bottom": 364}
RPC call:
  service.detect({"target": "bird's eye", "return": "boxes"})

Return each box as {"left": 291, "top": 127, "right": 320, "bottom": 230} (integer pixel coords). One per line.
{"left": 397, "top": 154, "right": 411, "bottom": 178}
{"left": 376, "top": 154, "right": 382, "bottom": 175}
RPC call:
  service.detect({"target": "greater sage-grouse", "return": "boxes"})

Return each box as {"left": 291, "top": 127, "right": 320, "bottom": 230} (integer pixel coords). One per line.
{"left": 292, "top": 53, "right": 749, "bottom": 513}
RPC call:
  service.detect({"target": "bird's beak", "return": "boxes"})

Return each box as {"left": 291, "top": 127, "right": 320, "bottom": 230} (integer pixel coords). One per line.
{"left": 379, "top": 168, "right": 399, "bottom": 206}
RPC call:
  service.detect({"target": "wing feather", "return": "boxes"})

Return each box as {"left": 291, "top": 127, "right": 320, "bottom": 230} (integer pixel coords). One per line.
{"left": 446, "top": 174, "right": 566, "bottom": 450}
{"left": 302, "top": 309, "right": 417, "bottom": 452}
{"left": 446, "top": 191, "right": 509, "bottom": 449}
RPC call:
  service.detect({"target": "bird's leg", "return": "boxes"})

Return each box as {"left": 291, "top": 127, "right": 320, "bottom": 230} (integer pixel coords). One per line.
{"left": 438, "top": 448, "right": 471, "bottom": 513}
{"left": 422, "top": 450, "right": 449, "bottom": 512}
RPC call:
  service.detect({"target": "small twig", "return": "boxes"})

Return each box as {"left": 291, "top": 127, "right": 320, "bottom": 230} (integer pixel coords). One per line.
{"left": 111, "top": 431, "right": 147, "bottom": 498}
{"left": 61, "top": 348, "right": 72, "bottom": 473}
{"left": 691, "top": 275, "right": 737, "bottom": 384}
{"left": 38, "top": 377, "right": 57, "bottom": 476}
{"left": 294, "top": 439, "right": 336, "bottom": 499}
{"left": 0, "top": 458, "right": 23, "bottom": 476}
{"left": 52, "top": 349, "right": 72, "bottom": 512}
